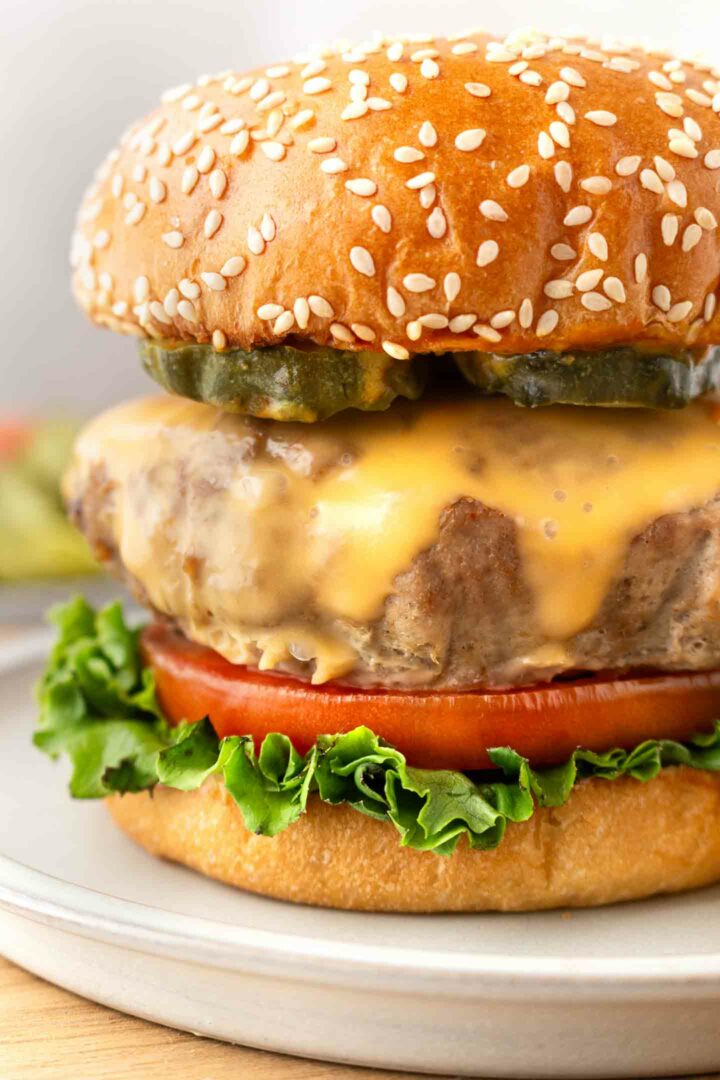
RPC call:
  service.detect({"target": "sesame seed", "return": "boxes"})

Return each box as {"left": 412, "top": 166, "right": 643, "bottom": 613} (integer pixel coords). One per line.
{"left": 519, "top": 298, "right": 534, "bottom": 328}
{"left": 390, "top": 73, "right": 408, "bottom": 93}
{"left": 490, "top": 310, "right": 516, "bottom": 329}
{"left": 211, "top": 328, "right": 227, "bottom": 352}
{"left": 302, "top": 60, "right": 327, "bottom": 79}
{"left": 132, "top": 163, "right": 147, "bottom": 183}
{"left": 261, "top": 141, "right": 286, "bottom": 162}
{"left": 258, "top": 303, "right": 284, "bottom": 320}
{"left": 353, "top": 323, "right": 376, "bottom": 342}
{"left": 452, "top": 41, "right": 477, "bottom": 56}
{"left": 196, "top": 146, "right": 215, "bottom": 174}
{"left": 649, "top": 70, "right": 673, "bottom": 90}
{"left": 308, "top": 295, "right": 334, "bottom": 318}
{"left": 476, "top": 240, "right": 500, "bottom": 267}
{"left": 350, "top": 246, "right": 375, "bottom": 276}
{"left": 383, "top": 341, "right": 410, "bottom": 360}
{"left": 220, "top": 255, "right": 245, "bottom": 277}
{"left": 321, "top": 157, "right": 348, "bottom": 174}
{"left": 546, "top": 80, "right": 569, "bottom": 104}
{"left": 207, "top": 169, "right": 227, "bottom": 199}
{"left": 149, "top": 177, "right": 166, "bottom": 204}
{"left": 603, "top": 277, "right": 626, "bottom": 303}
{"left": 411, "top": 48, "right": 439, "bottom": 62}
{"left": 544, "top": 279, "right": 574, "bottom": 299}
{"left": 687, "top": 88, "right": 713, "bottom": 106}
{"left": 661, "top": 213, "right": 679, "bottom": 245}
{"left": 449, "top": 314, "right": 476, "bottom": 332}
{"left": 220, "top": 118, "right": 246, "bottom": 135}
{"left": 655, "top": 91, "right": 684, "bottom": 118}
{"left": 640, "top": 168, "right": 664, "bottom": 194}
{"left": 266, "top": 65, "right": 290, "bottom": 78}
{"left": 293, "top": 298, "right": 310, "bottom": 330}
{"left": 133, "top": 276, "right": 150, "bottom": 303}
{"left": 576, "top": 269, "right": 604, "bottom": 292}
{"left": 580, "top": 175, "right": 612, "bottom": 194}
{"left": 705, "top": 294, "right": 717, "bottom": 321}
{"left": 203, "top": 209, "right": 222, "bottom": 238}
{"left": 634, "top": 253, "right": 648, "bottom": 283}
{"left": 420, "top": 58, "right": 440, "bottom": 79}
{"left": 406, "top": 171, "right": 436, "bottom": 190}
{"left": 394, "top": 146, "right": 425, "bottom": 163}
{"left": 230, "top": 130, "right": 250, "bottom": 157}
{"left": 507, "top": 164, "right": 530, "bottom": 188}
{"left": 696, "top": 206, "right": 718, "bottom": 230}
{"left": 480, "top": 199, "right": 508, "bottom": 222}
{"left": 615, "top": 155, "right": 641, "bottom": 176}
{"left": 290, "top": 109, "right": 315, "bottom": 130}
{"left": 682, "top": 224, "right": 702, "bottom": 251}
{"left": 201, "top": 272, "right": 226, "bottom": 291}
{"left": 669, "top": 136, "right": 698, "bottom": 158}
{"left": 668, "top": 300, "right": 693, "bottom": 322}
{"left": 704, "top": 149, "right": 720, "bottom": 169}
{"left": 349, "top": 68, "right": 370, "bottom": 85}
{"left": 247, "top": 227, "right": 264, "bottom": 255}
{"left": 582, "top": 292, "right": 612, "bottom": 312}
{"left": 418, "top": 121, "right": 437, "bottom": 148}
{"left": 386, "top": 42, "right": 403, "bottom": 62}
{"left": 537, "top": 310, "right": 559, "bottom": 336}
{"left": 652, "top": 285, "right": 671, "bottom": 311}
{"left": 274, "top": 310, "right": 295, "bottom": 335}
{"left": 162, "top": 83, "right": 192, "bottom": 104}
{"left": 178, "top": 279, "right": 199, "bottom": 301}
{"left": 564, "top": 205, "right": 592, "bottom": 227}
{"left": 164, "top": 285, "right": 179, "bottom": 315}
{"left": 475, "top": 324, "right": 503, "bottom": 343}
{"left": 538, "top": 132, "right": 555, "bottom": 159}
{"left": 257, "top": 91, "right": 286, "bottom": 114}
{"left": 112, "top": 301, "right": 128, "bottom": 317}
{"left": 345, "top": 178, "right": 377, "bottom": 197}
{"left": 250, "top": 78, "right": 270, "bottom": 101}
{"left": 161, "top": 230, "right": 183, "bottom": 249}
{"left": 666, "top": 179, "right": 687, "bottom": 207}
{"left": 684, "top": 116, "right": 702, "bottom": 141}
{"left": 588, "top": 232, "right": 608, "bottom": 260}
{"left": 124, "top": 202, "right": 146, "bottom": 226}
{"left": 309, "top": 136, "right": 336, "bottom": 154}
{"left": 554, "top": 161, "right": 573, "bottom": 192}
{"left": 549, "top": 121, "right": 570, "bottom": 148}
{"left": 465, "top": 82, "right": 492, "bottom": 98}
{"left": 371, "top": 204, "right": 392, "bottom": 233}
{"left": 455, "top": 128, "right": 486, "bottom": 152}
{"left": 342, "top": 102, "right": 369, "bottom": 120}
{"left": 177, "top": 299, "right": 198, "bottom": 322}
{"left": 551, "top": 243, "right": 576, "bottom": 260}
{"left": 444, "top": 272, "right": 461, "bottom": 302}
{"left": 419, "top": 313, "right": 449, "bottom": 329}
{"left": 585, "top": 110, "right": 617, "bottom": 127}
{"left": 172, "top": 131, "right": 197, "bottom": 156}
{"left": 403, "top": 273, "right": 436, "bottom": 293}
{"left": 560, "top": 66, "right": 586, "bottom": 87}
{"left": 427, "top": 207, "right": 447, "bottom": 238}
{"left": 520, "top": 70, "right": 543, "bottom": 87}
{"left": 419, "top": 184, "right": 437, "bottom": 209}
{"left": 386, "top": 286, "right": 406, "bottom": 316}
{"left": 303, "top": 76, "right": 333, "bottom": 97}
{"left": 654, "top": 155, "right": 675, "bottom": 181}
{"left": 556, "top": 100, "right": 576, "bottom": 125}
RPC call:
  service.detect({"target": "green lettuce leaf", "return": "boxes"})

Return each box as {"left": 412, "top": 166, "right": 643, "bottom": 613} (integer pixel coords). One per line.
{"left": 34, "top": 597, "right": 720, "bottom": 853}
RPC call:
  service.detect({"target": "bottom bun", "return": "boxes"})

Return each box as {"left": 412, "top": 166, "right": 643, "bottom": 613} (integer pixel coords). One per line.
{"left": 107, "top": 767, "right": 720, "bottom": 912}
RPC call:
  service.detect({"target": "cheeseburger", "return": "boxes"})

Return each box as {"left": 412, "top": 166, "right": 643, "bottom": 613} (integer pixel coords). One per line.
{"left": 37, "top": 28, "right": 720, "bottom": 911}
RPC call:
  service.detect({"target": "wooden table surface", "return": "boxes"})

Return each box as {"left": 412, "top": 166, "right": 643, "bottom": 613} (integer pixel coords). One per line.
{"left": 0, "top": 956, "right": 444, "bottom": 1080}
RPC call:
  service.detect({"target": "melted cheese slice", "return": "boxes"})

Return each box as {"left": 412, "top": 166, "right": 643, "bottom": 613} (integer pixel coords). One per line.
{"left": 66, "top": 395, "right": 720, "bottom": 683}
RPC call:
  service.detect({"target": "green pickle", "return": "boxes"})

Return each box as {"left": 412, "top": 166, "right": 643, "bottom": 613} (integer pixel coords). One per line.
{"left": 454, "top": 345, "right": 720, "bottom": 409}
{"left": 140, "top": 341, "right": 427, "bottom": 422}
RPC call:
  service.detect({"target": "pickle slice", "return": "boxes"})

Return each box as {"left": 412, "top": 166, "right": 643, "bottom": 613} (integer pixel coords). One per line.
{"left": 455, "top": 346, "right": 720, "bottom": 409}
{"left": 140, "top": 341, "right": 427, "bottom": 422}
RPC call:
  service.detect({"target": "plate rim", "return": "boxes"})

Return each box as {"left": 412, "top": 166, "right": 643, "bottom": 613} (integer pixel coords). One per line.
{"left": 5, "top": 629, "right": 720, "bottom": 997}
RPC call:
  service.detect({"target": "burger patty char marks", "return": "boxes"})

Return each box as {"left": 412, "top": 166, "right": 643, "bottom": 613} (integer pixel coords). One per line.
{"left": 66, "top": 396, "right": 720, "bottom": 690}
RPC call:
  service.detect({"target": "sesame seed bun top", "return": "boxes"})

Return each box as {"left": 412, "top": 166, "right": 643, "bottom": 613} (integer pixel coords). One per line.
{"left": 71, "top": 28, "right": 720, "bottom": 359}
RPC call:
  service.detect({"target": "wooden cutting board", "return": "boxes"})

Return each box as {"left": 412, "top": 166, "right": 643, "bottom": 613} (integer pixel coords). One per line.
{"left": 0, "top": 956, "right": 440, "bottom": 1080}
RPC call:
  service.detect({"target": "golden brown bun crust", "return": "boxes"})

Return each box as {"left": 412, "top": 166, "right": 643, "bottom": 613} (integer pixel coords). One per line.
{"left": 108, "top": 768, "right": 720, "bottom": 911}
{"left": 72, "top": 30, "right": 720, "bottom": 359}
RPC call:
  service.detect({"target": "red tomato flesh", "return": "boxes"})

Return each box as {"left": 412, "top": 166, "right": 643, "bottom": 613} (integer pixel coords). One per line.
{"left": 141, "top": 623, "right": 720, "bottom": 771}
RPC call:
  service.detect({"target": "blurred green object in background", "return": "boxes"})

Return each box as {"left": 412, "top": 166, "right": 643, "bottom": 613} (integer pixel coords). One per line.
{"left": 0, "top": 419, "right": 98, "bottom": 580}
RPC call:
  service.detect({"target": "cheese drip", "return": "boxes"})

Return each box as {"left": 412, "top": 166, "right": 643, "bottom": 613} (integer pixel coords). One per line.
{"left": 66, "top": 395, "right": 720, "bottom": 682}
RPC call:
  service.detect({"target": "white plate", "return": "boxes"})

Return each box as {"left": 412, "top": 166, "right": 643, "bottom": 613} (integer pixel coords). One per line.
{"left": 2, "top": 635, "right": 720, "bottom": 1078}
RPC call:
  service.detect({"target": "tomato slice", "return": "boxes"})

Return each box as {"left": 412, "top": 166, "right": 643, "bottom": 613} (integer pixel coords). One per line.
{"left": 0, "top": 419, "right": 31, "bottom": 462}
{"left": 141, "top": 623, "right": 720, "bottom": 771}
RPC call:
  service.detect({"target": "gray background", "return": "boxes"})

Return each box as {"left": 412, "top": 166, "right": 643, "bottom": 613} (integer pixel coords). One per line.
{"left": 1, "top": 0, "right": 712, "bottom": 417}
